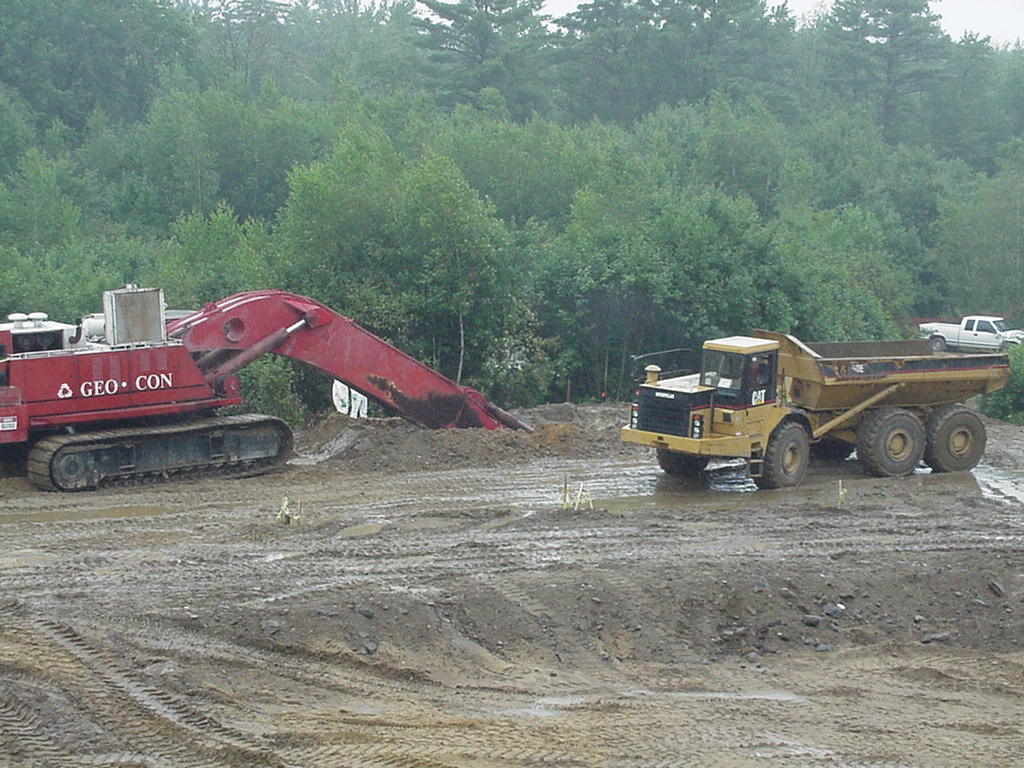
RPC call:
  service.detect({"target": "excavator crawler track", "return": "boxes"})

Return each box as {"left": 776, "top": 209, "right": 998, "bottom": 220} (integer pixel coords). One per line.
{"left": 27, "top": 414, "right": 293, "bottom": 492}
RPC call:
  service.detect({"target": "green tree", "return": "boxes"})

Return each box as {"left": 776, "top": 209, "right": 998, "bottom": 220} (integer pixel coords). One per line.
{"left": 297, "top": 0, "right": 431, "bottom": 98}
{"left": 693, "top": 96, "right": 804, "bottom": 215}
{"left": 0, "top": 241, "right": 124, "bottom": 324}
{"left": 793, "top": 107, "right": 960, "bottom": 311}
{"left": 392, "top": 151, "right": 516, "bottom": 378}
{"left": 0, "top": 149, "right": 82, "bottom": 252}
{"left": 413, "top": 0, "right": 553, "bottom": 117}
{"left": 129, "top": 90, "right": 220, "bottom": 225}
{"left": 0, "top": 0, "right": 196, "bottom": 130}
{"left": 997, "top": 46, "right": 1024, "bottom": 142}
{"left": 192, "top": 0, "right": 291, "bottom": 89}
{"left": 432, "top": 105, "right": 592, "bottom": 225}
{"left": 926, "top": 34, "right": 1006, "bottom": 171}
{"left": 274, "top": 126, "right": 402, "bottom": 314}
{"left": 817, "top": 0, "right": 950, "bottom": 142}
{"left": 151, "top": 204, "right": 270, "bottom": 308}
{"left": 644, "top": 0, "right": 797, "bottom": 109}
{"left": 983, "top": 344, "right": 1024, "bottom": 424}
{"left": 234, "top": 356, "right": 310, "bottom": 425}
{"left": 0, "top": 87, "right": 34, "bottom": 176}
{"left": 187, "top": 84, "right": 333, "bottom": 220}
{"left": 932, "top": 147, "right": 1024, "bottom": 320}
{"left": 771, "top": 204, "right": 913, "bottom": 340}
{"left": 539, "top": 175, "right": 791, "bottom": 399}
{"left": 555, "top": 0, "right": 655, "bottom": 122}
{"left": 277, "top": 128, "right": 518, "bottom": 383}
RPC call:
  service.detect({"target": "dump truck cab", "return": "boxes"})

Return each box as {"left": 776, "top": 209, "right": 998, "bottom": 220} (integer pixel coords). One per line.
{"left": 700, "top": 336, "right": 779, "bottom": 438}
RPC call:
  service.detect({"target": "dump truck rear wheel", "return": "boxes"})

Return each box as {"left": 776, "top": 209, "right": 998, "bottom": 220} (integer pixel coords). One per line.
{"left": 857, "top": 408, "right": 925, "bottom": 477}
{"left": 811, "top": 439, "right": 855, "bottom": 461}
{"left": 924, "top": 404, "right": 986, "bottom": 472}
{"left": 759, "top": 421, "right": 810, "bottom": 489}
{"left": 656, "top": 449, "right": 708, "bottom": 477}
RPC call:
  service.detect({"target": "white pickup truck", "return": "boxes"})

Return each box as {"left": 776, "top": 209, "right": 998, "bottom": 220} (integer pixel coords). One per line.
{"left": 919, "top": 315, "right": 1024, "bottom": 352}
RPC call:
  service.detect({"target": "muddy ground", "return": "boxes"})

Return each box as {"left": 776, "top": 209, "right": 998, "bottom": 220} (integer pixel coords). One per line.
{"left": 1, "top": 402, "right": 1023, "bottom": 767}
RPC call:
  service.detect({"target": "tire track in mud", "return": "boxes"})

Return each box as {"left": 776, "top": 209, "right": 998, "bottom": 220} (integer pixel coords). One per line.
{"left": 93, "top": 610, "right": 569, "bottom": 718}
{"left": 184, "top": 521, "right": 675, "bottom": 610}
{"left": 89, "top": 617, "right": 624, "bottom": 768}
{"left": 0, "top": 606, "right": 281, "bottom": 768}
{"left": 82, "top": 607, "right": 744, "bottom": 768}
{"left": 4, "top": 521, "right": 1018, "bottom": 610}
{"left": 2, "top": 413, "right": 1023, "bottom": 767}
{"left": 766, "top": 651, "right": 1024, "bottom": 767}
{"left": 3, "top": 497, "right": 1017, "bottom": 668}
{"left": 277, "top": 739, "right": 486, "bottom": 768}
{"left": 0, "top": 690, "right": 72, "bottom": 766}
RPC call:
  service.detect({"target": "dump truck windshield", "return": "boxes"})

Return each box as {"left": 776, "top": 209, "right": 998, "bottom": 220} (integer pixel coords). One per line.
{"left": 700, "top": 350, "right": 745, "bottom": 391}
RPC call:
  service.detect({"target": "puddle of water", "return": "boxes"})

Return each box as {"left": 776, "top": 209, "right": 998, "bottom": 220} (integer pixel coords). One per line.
{"left": 596, "top": 457, "right": 1024, "bottom": 514}
{"left": 499, "top": 689, "right": 808, "bottom": 718}
{"left": 340, "top": 522, "right": 383, "bottom": 538}
{"left": 480, "top": 514, "right": 524, "bottom": 531}
{"left": 500, "top": 695, "right": 589, "bottom": 718}
{"left": 973, "top": 465, "right": 1024, "bottom": 505}
{"left": 595, "top": 469, "right": 771, "bottom": 514}
{"left": 0, "top": 505, "right": 172, "bottom": 525}
{"left": 0, "top": 550, "right": 59, "bottom": 568}
{"left": 661, "top": 690, "right": 810, "bottom": 704}
{"left": 599, "top": 489, "right": 748, "bottom": 514}
{"left": 289, "top": 433, "right": 359, "bottom": 466}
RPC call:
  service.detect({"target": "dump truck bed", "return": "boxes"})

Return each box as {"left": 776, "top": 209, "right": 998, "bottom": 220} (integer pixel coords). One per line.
{"left": 754, "top": 330, "right": 1011, "bottom": 412}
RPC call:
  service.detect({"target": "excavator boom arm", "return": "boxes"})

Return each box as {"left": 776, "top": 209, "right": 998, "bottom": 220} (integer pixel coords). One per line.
{"left": 167, "top": 291, "right": 530, "bottom": 431}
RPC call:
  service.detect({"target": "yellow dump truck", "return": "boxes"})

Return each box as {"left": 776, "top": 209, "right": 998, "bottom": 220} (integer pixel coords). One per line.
{"left": 621, "top": 331, "right": 1011, "bottom": 488}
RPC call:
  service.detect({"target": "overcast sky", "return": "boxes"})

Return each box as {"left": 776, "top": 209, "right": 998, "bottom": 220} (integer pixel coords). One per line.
{"left": 542, "top": 0, "right": 1024, "bottom": 47}
{"left": 787, "top": 0, "right": 1023, "bottom": 45}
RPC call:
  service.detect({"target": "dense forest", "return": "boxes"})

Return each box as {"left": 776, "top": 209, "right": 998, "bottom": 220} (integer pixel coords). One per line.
{"left": 1, "top": 0, "right": 1023, "bottom": 420}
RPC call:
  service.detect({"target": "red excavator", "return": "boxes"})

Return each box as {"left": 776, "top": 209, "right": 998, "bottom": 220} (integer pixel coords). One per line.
{"left": 0, "top": 286, "right": 530, "bottom": 491}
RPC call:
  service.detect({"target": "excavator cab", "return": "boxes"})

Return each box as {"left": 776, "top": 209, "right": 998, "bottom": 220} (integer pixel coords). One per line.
{"left": 2, "top": 313, "right": 75, "bottom": 354}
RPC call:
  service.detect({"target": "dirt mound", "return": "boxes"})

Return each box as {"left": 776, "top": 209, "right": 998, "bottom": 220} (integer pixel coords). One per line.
{"left": 293, "top": 402, "right": 636, "bottom": 472}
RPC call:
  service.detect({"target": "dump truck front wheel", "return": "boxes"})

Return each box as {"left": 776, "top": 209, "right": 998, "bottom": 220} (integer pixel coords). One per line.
{"left": 758, "top": 421, "right": 810, "bottom": 489}
{"left": 656, "top": 449, "right": 708, "bottom": 477}
{"left": 924, "top": 404, "right": 986, "bottom": 472}
{"left": 858, "top": 408, "right": 925, "bottom": 477}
